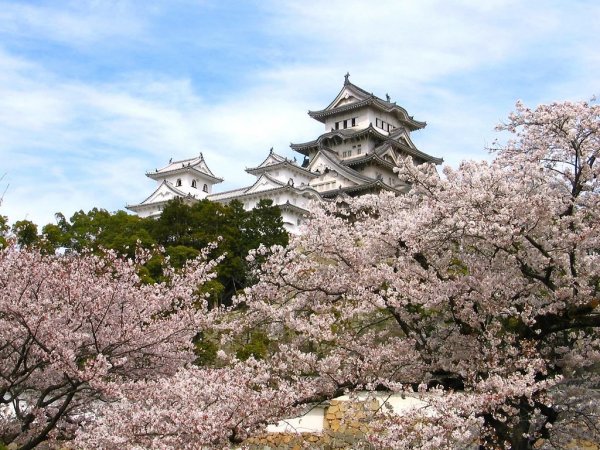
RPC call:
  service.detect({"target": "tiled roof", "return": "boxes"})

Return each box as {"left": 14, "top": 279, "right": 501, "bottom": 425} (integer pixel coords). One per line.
{"left": 147, "top": 153, "right": 223, "bottom": 183}
{"left": 307, "top": 79, "right": 426, "bottom": 131}
{"left": 290, "top": 125, "right": 387, "bottom": 153}
{"left": 319, "top": 179, "right": 404, "bottom": 198}
{"left": 126, "top": 180, "right": 196, "bottom": 212}
{"left": 246, "top": 160, "right": 318, "bottom": 178}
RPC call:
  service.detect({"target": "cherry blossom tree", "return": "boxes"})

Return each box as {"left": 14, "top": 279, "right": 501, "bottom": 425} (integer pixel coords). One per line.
{"left": 74, "top": 361, "right": 311, "bottom": 449}
{"left": 4, "top": 98, "right": 599, "bottom": 450}
{"left": 0, "top": 244, "right": 220, "bottom": 449}
{"left": 227, "top": 98, "right": 600, "bottom": 449}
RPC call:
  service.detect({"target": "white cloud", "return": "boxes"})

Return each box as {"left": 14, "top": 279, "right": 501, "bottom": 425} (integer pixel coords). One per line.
{"left": 0, "top": 48, "right": 323, "bottom": 225}
{"left": 0, "top": 0, "right": 147, "bottom": 47}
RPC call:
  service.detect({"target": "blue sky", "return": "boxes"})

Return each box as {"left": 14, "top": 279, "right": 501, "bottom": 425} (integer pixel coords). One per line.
{"left": 0, "top": 0, "right": 598, "bottom": 226}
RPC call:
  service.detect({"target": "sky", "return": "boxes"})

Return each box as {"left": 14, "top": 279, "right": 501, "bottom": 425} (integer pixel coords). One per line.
{"left": 0, "top": 0, "right": 598, "bottom": 227}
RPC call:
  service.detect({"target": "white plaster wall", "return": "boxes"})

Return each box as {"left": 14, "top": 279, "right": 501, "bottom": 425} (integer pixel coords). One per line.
{"left": 281, "top": 209, "right": 301, "bottom": 234}
{"left": 310, "top": 170, "right": 356, "bottom": 191}
{"left": 160, "top": 173, "right": 215, "bottom": 198}
{"left": 324, "top": 113, "right": 361, "bottom": 133}
{"left": 361, "top": 165, "right": 396, "bottom": 183}
{"left": 266, "top": 406, "right": 326, "bottom": 433}
{"left": 266, "top": 168, "right": 311, "bottom": 187}
{"left": 366, "top": 109, "right": 378, "bottom": 129}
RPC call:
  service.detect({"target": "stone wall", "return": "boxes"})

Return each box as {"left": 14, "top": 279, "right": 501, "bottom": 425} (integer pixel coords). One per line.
{"left": 244, "top": 398, "right": 379, "bottom": 449}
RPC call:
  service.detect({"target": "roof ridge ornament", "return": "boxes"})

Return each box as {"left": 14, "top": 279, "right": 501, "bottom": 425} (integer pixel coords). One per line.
{"left": 344, "top": 72, "right": 350, "bottom": 85}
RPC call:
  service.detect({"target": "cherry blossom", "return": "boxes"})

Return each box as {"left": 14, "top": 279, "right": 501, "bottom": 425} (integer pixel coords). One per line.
{"left": 4, "top": 98, "right": 600, "bottom": 449}
{"left": 0, "top": 245, "right": 219, "bottom": 449}
{"left": 229, "top": 98, "right": 600, "bottom": 449}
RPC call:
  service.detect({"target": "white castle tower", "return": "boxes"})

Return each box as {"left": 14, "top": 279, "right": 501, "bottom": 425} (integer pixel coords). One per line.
{"left": 128, "top": 75, "right": 442, "bottom": 232}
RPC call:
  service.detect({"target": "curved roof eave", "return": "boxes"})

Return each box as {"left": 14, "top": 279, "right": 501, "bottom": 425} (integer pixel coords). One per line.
{"left": 343, "top": 153, "right": 397, "bottom": 171}
{"left": 278, "top": 201, "right": 311, "bottom": 215}
{"left": 291, "top": 124, "right": 387, "bottom": 152}
{"left": 308, "top": 97, "right": 426, "bottom": 131}
{"left": 307, "top": 150, "right": 374, "bottom": 184}
{"left": 134, "top": 180, "right": 190, "bottom": 206}
{"left": 147, "top": 167, "right": 224, "bottom": 184}
{"left": 245, "top": 161, "right": 319, "bottom": 178}
{"left": 387, "top": 140, "right": 444, "bottom": 165}
{"left": 319, "top": 180, "right": 402, "bottom": 198}
{"left": 212, "top": 184, "right": 321, "bottom": 203}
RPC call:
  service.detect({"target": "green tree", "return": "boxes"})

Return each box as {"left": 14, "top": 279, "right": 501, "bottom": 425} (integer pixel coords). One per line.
{"left": 0, "top": 215, "right": 8, "bottom": 248}
{"left": 150, "top": 198, "right": 288, "bottom": 305}
{"left": 12, "top": 220, "right": 38, "bottom": 247}
{"left": 43, "top": 208, "right": 155, "bottom": 257}
{"left": 35, "top": 198, "right": 288, "bottom": 301}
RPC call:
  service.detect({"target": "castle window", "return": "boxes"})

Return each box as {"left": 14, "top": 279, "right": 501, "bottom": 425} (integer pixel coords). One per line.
{"left": 191, "top": 180, "right": 197, "bottom": 188}
{"left": 376, "top": 118, "right": 382, "bottom": 128}
{"left": 335, "top": 121, "right": 340, "bottom": 130}
{"left": 203, "top": 184, "right": 208, "bottom": 193}
{"left": 351, "top": 117, "right": 356, "bottom": 127}
{"left": 176, "top": 179, "right": 182, "bottom": 187}
{"left": 343, "top": 119, "right": 348, "bottom": 129}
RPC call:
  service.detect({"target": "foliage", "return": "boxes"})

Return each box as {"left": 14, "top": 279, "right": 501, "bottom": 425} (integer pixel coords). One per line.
{"left": 0, "top": 244, "right": 219, "bottom": 449}
{"left": 4, "top": 98, "right": 600, "bottom": 449}
{"left": 222, "top": 98, "right": 600, "bottom": 449}
{"left": 149, "top": 198, "right": 288, "bottom": 303}
{"left": 24, "top": 198, "right": 288, "bottom": 304}
{"left": 0, "top": 215, "right": 8, "bottom": 248}
{"left": 43, "top": 209, "right": 155, "bottom": 257}
{"left": 11, "top": 220, "right": 38, "bottom": 248}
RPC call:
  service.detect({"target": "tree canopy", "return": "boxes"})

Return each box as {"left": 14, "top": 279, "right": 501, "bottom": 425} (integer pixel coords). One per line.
{"left": 77, "top": 98, "right": 600, "bottom": 449}
{"left": 14, "top": 198, "right": 288, "bottom": 305}
{"left": 2, "top": 98, "right": 600, "bottom": 449}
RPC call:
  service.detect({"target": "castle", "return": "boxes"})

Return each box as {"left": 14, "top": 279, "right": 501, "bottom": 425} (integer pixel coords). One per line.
{"left": 127, "top": 75, "right": 442, "bottom": 232}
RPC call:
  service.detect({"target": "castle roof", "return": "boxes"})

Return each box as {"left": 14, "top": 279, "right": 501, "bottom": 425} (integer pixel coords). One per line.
{"left": 374, "top": 140, "right": 443, "bottom": 165}
{"left": 126, "top": 180, "right": 196, "bottom": 213}
{"left": 307, "top": 75, "right": 426, "bottom": 131}
{"left": 291, "top": 124, "right": 443, "bottom": 164}
{"left": 147, "top": 153, "right": 223, "bottom": 183}
{"left": 290, "top": 125, "right": 383, "bottom": 154}
{"left": 306, "top": 149, "right": 374, "bottom": 185}
{"left": 208, "top": 173, "right": 321, "bottom": 203}
{"left": 245, "top": 149, "right": 318, "bottom": 178}
{"left": 319, "top": 179, "right": 406, "bottom": 198}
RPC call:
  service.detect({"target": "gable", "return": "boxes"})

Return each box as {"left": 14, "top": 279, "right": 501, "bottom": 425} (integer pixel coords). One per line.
{"left": 377, "top": 147, "right": 399, "bottom": 165}
{"left": 141, "top": 182, "right": 184, "bottom": 205}
{"left": 392, "top": 128, "right": 418, "bottom": 149}
{"left": 307, "top": 152, "right": 336, "bottom": 174}
{"left": 331, "top": 91, "right": 361, "bottom": 109}
{"left": 193, "top": 160, "right": 211, "bottom": 174}
{"left": 323, "top": 85, "right": 369, "bottom": 112}
{"left": 245, "top": 174, "right": 285, "bottom": 194}
{"left": 307, "top": 151, "right": 371, "bottom": 186}
{"left": 258, "top": 154, "right": 285, "bottom": 168}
